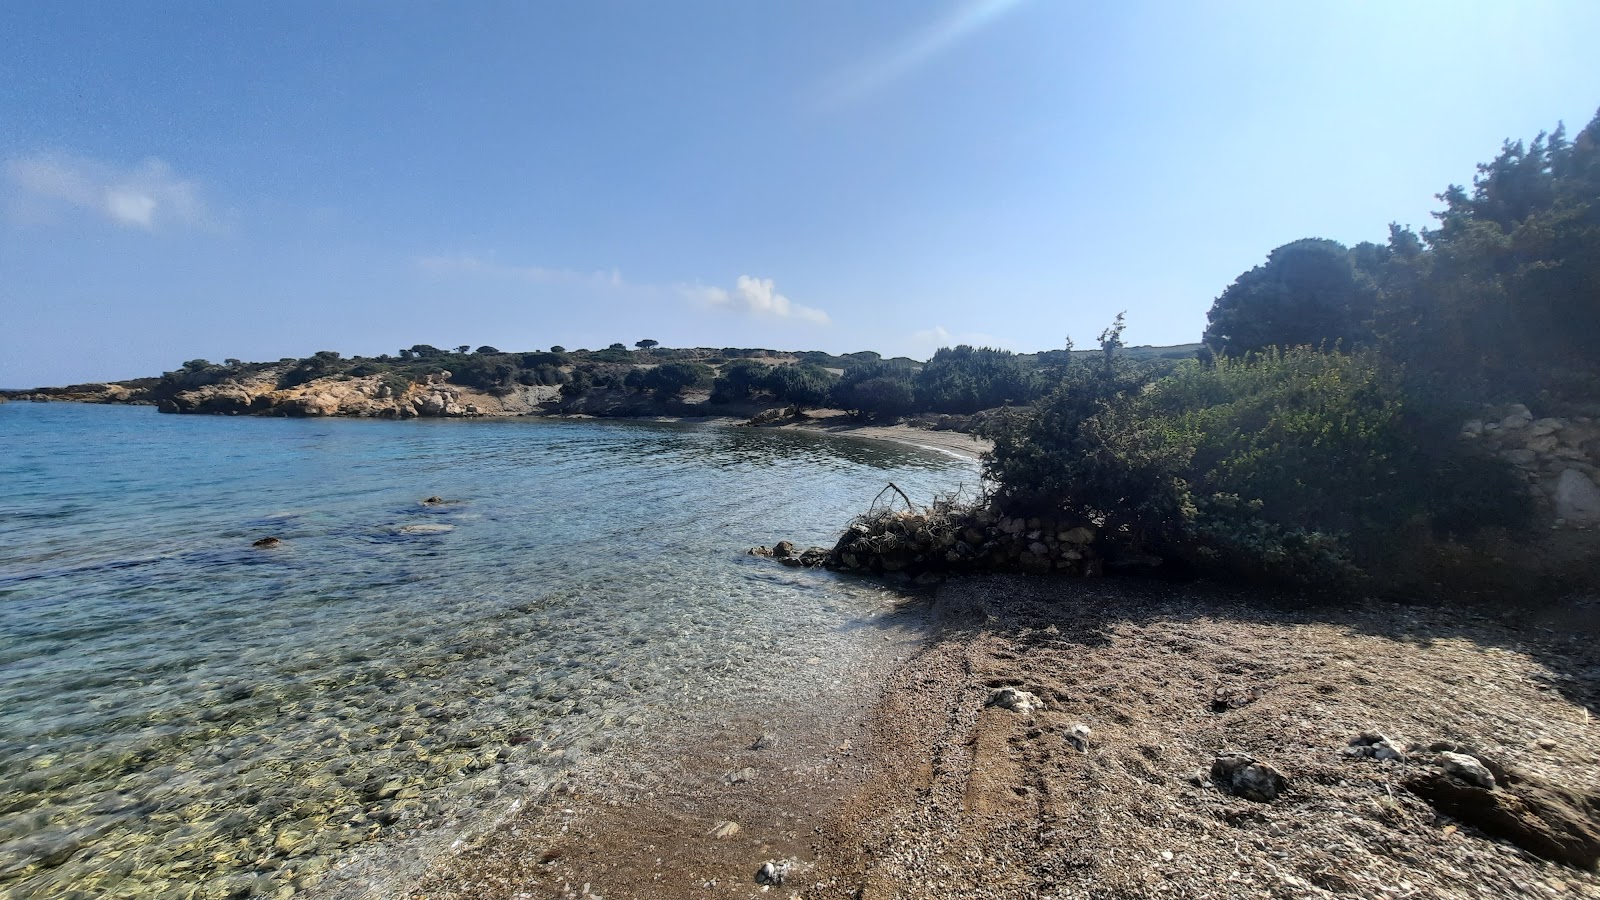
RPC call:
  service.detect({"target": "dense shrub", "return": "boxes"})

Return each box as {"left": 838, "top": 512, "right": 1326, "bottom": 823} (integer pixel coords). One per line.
{"left": 914, "top": 345, "right": 1038, "bottom": 413}
{"left": 709, "top": 359, "right": 771, "bottom": 404}
{"left": 830, "top": 361, "right": 918, "bottom": 418}
{"left": 623, "top": 361, "right": 713, "bottom": 399}
{"left": 983, "top": 345, "right": 1529, "bottom": 586}
{"left": 766, "top": 363, "right": 836, "bottom": 407}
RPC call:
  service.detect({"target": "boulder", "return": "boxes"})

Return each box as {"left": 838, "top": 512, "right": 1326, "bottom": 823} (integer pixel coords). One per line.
{"left": 989, "top": 687, "right": 1044, "bottom": 716}
{"left": 1060, "top": 526, "right": 1096, "bottom": 544}
{"left": 1065, "top": 723, "right": 1092, "bottom": 752}
{"left": 252, "top": 537, "right": 282, "bottom": 549}
{"left": 1404, "top": 769, "right": 1600, "bottom": 869}
{"left": 1501, "top": 404, "right": 1534, "bottom": 430}
{"left": 755, "top": 859, "right": 792, "bottom": 886}
{"left": 1345, "top": 731, "right": 1406, "bottom": 762}
{"left": 1525, "top": 433, "right": 1560, "bottom": 453}
{"left": 1505, "top": 448, "right": 1538, "bottom": 467}
{"left": 1211, "top": 752, "right": 1287, "bottom": 802}
{"left": 1439, "top": 751, "right": 1497, "bottom": 789}
{"left": 1554, "top": 468, "right": 1600, "bottom": 525}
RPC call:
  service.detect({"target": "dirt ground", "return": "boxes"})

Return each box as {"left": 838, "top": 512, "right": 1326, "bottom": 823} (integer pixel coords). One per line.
{"left": 406, "top": 577, "right": 1600, "bottom": 900}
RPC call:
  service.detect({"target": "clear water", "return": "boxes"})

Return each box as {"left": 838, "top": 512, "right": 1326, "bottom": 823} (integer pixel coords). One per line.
{"left": 0, "top": 403, "right": 978, "bottom": 899}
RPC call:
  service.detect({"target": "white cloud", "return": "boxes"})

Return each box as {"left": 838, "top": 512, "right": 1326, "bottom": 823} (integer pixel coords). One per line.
{"left": 418, "top": 254, "right": 625, "bottom": 287}
{"left": 904, "top": 324, "right": 1007, "bottom": 358}
{"left": 682, "top": 275, "right": 831, "bottom": 325}
{"left": 5, "top": 153, "right": 213, "bottom": 230}
{"left": 812, "top": 0, "right": 1029, "bottom": 110}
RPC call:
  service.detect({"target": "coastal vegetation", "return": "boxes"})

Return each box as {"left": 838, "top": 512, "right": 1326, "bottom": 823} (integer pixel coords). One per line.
{"left": 9, "top": 110, "right": 1598, "bottom": 599}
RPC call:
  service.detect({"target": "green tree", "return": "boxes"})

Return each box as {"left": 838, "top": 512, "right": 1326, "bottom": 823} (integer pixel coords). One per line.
{"left": 636, "top": 339, "right": 659, "bottom": 350}
{"left": 913, "top": 345, "right": 1036, "bottom": 413}
{"left": 830, "top": 361, "right": 917, "bottom": 418}
{"left": 1203, "top": 239, "right": 1377, "bottom": 356}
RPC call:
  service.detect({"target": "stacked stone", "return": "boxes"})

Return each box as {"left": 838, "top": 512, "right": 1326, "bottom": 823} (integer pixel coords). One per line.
{"left": 824, "top": 507, "right": 1108, "bottom": 578}
{"left": 1461, "top": 404, "right": 1600, "bottom": 527}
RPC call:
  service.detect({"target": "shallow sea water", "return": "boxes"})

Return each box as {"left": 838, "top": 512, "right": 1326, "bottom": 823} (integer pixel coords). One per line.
{"left": 0, "top": 403, "right": 978, "bottom": 899}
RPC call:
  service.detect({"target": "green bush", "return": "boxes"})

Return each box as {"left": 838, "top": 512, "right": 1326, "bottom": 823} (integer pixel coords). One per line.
{"left": 914, "top": 345, "right": 1038, "bottom": 413}
{"left": 709, "top": 359, "right": 771, "bottom": 404}
{"left": 766, "top": 363, "right": 837, "bottom": 407}
{"left": 624, "top": 361, "right": 713, "bottom": 399}
{"left": 830, "top": 361, "right": 917, "bottom": 418}
{"left": 982, "top": 345, "right": 1529, "bottom": 587}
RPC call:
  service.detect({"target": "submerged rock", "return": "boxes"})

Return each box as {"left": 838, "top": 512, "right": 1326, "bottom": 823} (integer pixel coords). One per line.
{"left": 1554, "top": 469, "right": 1600, "bottom": 525}
{"left": 252, "top": 537, "right": 282, "bottom": 548}
{"left": 399, "top": 523, "right": 454, "bottom": 535}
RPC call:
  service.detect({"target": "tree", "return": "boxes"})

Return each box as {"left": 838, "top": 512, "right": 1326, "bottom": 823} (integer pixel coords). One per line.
{"left": 550, "top": 346, "right": 566, "bottom": 353}
{"left": 454, "top": 345, "right": 471, "bottom": 354}
{"left": 636, "top": 339, "right": 659, "bottom": 350}
{"left": 709, "top": 359, "right": 770, "bottom": 404}
{"left": 830, "top": 360, "right": 917, "bottom": 418}
{"left": 913, "top": 345, "right": 1036, "bottom": 413}
{"left": 625, "top": 361, "right": 712, "bottom": 399}
{"left": 1202, "top": 239, "right": 1377, "bottom": 357}
{"left": 475, "top": 345, "right": 500, "bottom": 355}
{"left": 409, "top": 344, "right": 445, "bottom": 358}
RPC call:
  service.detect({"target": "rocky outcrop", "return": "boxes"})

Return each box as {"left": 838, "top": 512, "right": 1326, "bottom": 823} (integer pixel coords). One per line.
{"left": 153, "top": 370, "right": 557, "bottom": 419}
{"left": 1462, "top": 404, "right": 1600, "bottom": 528}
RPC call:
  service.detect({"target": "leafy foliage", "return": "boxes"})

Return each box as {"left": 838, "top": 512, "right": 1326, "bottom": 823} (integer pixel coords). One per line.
{"left": 913, "top": 345, "right": 1038, "bottom": 413}
{"left": 623, "top": 361, "right": 713, "bottom": 399}
{"left": 1202, "top": 238, "right": 1379, "bottom": 357}
{"left": 829, "top": 361, "right": 918, "bottom": 419}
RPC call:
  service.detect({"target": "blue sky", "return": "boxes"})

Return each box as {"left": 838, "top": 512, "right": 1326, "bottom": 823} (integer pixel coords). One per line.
{"left": 2, "top": 1, "right": 1597, "bottom": 387}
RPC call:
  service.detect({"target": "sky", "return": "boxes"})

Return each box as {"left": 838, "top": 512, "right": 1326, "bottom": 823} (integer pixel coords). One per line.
{"left": 2, "top": 1, "right": 1598, "bottom": 387}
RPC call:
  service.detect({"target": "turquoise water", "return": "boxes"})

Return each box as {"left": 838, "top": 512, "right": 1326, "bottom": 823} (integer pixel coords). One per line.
{"left": 0, "top": 403, "right": 978, "bottom": 899}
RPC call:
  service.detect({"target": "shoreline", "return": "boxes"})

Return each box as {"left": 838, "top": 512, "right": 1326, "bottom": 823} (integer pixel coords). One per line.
{"left": 402, "top": 576, "right": 1600, "bottom": 899}
{"left": 6, "top": 397, "right": 994, "bottom": 463}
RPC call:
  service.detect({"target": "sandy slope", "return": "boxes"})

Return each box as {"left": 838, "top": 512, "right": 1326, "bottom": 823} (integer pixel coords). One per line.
{"left": 401, "top": 577, "right": 1599, "bottom": 900}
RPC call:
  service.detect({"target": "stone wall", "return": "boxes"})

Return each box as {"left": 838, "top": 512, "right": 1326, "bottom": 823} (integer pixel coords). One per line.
{"left": 752, "top": 507, "right": 1136, "bottom": 581}
{"left": 1462, "top": 404, "right": 1600, "bottom": 528}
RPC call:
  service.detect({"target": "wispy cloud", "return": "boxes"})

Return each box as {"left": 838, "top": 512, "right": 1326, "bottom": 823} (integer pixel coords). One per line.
{"left": 5, "top": 153, "right": 214, "bottom": 230}
{"left": 813, "top": 0, "right": 1029, "bottom": 110}
{"left": 422, "top": 256, "right": 831, "bottom": 327}
{"left": 905, "top": 325, "right": 1007, "bottom": 357}
{"left": 682, "top": 276, "right": 831, "bottom": 325}
{"left": 418, "top": 254, "right": 625, "bottom": 287}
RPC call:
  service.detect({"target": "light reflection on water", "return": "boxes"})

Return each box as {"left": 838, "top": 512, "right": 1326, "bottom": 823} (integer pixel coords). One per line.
{"left": 0, "top": 404, "right": 978, "bottom": 899}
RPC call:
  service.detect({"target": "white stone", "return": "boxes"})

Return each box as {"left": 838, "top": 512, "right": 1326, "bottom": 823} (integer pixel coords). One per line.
{"left": 1553, "top": 468, "right": 1600, "bottom": 525}
{"left": 1529, "top": 417, "right": 1562, "bottom": 437}
{"left": 1438, "top": 751, "right": 1496, "bottom": 789}
{"left": 989, "top": 687, "right": 1044, "bottom": 715}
